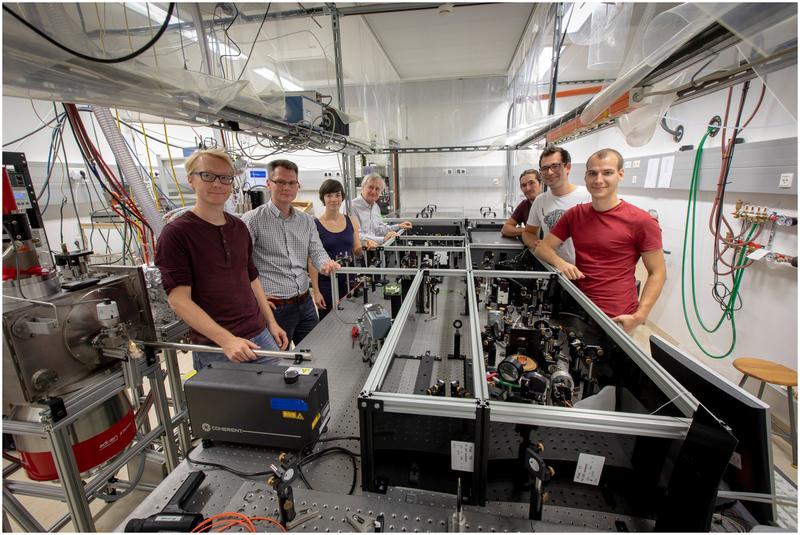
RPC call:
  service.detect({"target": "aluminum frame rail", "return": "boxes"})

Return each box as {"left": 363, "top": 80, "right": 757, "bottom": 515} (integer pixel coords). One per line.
{"left": 2, "top": 359, "right": 184, "bottom": 532}
{"left": 348, "top": 266, "right": 485, "bottom": 410}
{"left": 473, "top": 268, "right": 698, "bottom": 419}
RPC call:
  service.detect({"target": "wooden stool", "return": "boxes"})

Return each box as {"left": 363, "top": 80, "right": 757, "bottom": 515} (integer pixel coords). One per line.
{"left": 733, "top": 358, "right": 798, "bottom": 467}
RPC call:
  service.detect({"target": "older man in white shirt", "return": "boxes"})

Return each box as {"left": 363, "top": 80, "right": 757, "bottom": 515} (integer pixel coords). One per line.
{"left": 349, "top": 173, "right": 412, "bottom": 249}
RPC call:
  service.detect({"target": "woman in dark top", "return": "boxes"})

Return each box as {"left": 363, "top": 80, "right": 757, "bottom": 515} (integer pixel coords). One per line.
{"left": 310, "top": 179, "right": 363, "bottom": 320}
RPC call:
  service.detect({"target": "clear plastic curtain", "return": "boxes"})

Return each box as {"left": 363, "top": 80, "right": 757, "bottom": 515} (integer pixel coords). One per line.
{"left": 3, "top": 2, "right": 285, "bottom": 126}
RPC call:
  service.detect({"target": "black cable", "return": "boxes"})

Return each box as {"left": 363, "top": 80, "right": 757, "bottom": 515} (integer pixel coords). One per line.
{"left": 3, "top": 115, "right": 62, "bottom": 146}
{"left": 3, "top": 3, "right": 175, "bottom": 64}
{"left": 175, "top": 3, "right": 188, "bottom": 70}
{"left": 217, "top": 3, "right": 242, "bottom": 78}
{"left": 296, "top": 446, "right": 359, "bottom": 495}
{"left": 186, "top": 450, "right": 275, "bottom": 477}
{"left": 117, "top": 120, "right": 185, "bottom": 150}
{"left": 62, "top": 112, "right": 148, "bottom": 233}
{"left": 236, "top": 3, "right": 271, "bottom": 81}
{"left": 299, "top": 435, "right": 359, "bottom": 457}
{"left": 60, "top": 104, "right": 87, "bottom": 250}
{"left": 710, "top": 82, "right": 750, "bottom": 311}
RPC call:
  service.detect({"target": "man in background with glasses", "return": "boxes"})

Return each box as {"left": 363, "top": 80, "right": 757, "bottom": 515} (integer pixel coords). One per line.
{"left": 522, "top": 146, "right": 590, "bottom": 263}
{"left": 501, "top": 169, "right": 542, "bottom": 239}
{"left": 243, "top": 159, "right": 340, "bottom": 346}
{"left": 155, "top": 149, "right": 288, "bottom": 370}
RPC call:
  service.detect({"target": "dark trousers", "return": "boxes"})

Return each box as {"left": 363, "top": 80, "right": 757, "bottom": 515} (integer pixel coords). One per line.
{"left": 273, "top": 298, "right": 319, "bottom": 347}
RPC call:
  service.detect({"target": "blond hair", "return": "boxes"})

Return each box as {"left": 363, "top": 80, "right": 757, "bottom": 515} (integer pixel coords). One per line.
{"left": 185, "top": 148, "right": 234, "bottom": 177}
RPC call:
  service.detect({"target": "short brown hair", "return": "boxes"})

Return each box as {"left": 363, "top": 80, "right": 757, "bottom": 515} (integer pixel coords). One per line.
{"left": 267, "top": 159, "right": 299, "bottom": 177}
{"left": 185, "top": 148, "right": 234, "bottom": 177}
{"left": 319, "top": 179, "right": 344, "bottom": 202}
{"left": 539, "top": 145, "right": 571, "bottom": 166}
{"left": 519, "top": 169, "right": 541, "bottom": 183}
{"left": 587, "top": 148, "right": 624, "bottom": 170}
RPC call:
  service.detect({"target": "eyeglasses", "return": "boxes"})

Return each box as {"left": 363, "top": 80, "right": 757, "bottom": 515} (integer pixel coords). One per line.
{"left": 539, "top": 163, "right": 564, "bottom": 174}
{"left": 192, "top": 171, "right": 235, "bottom": 185}
{"left": 270, "top": 179, "right": 299, "bottom": 188}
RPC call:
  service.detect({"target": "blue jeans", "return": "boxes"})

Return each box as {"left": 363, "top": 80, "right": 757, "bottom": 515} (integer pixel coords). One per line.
{"left": 192, "top": 328, "right": 281, "bottom": 371}
{"left": 273, "top": 298, "right": 318, "bottom": 347}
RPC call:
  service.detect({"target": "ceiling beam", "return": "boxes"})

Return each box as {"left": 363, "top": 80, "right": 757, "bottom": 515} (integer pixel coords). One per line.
{"left": 86, "top": 3, "right": 500, "bottom": 37}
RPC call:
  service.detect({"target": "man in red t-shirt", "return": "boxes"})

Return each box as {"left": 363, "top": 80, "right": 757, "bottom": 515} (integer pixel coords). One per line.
{"left": 534, "top": 148, "right": 666, "bottom": 333}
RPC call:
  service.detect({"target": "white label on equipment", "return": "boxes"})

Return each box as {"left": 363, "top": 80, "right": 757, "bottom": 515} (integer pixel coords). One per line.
{"left": 287, "top": 366, "right": 313, "bottom": 375}
{"left": 730, "top": 451, "right": 742, "bottom": 470}
{"left": 497, "top": 289, "right": 509, "bottom": 305}
{"left": 573, "top": 453, "right": 605, "bottom": 485}
{"left": 746, "top": 248, "right": 769, "bottom": 261}
{"left": 451, "top": 441, "right": 474, "bottom": 472}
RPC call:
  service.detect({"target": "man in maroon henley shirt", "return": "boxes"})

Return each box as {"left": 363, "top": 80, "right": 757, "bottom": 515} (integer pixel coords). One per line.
{"left": 155, "top": 148, "right": 288, "bottom": 370}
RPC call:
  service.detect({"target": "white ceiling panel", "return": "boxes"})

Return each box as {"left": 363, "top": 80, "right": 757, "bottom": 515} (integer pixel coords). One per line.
{"left": 364, "top": 3, "right": 535, "bottom": 80}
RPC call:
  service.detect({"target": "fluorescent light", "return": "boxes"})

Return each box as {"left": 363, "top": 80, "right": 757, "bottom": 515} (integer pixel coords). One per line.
{"left": 254, "top": 67, "right": 304, "bottom": 91}
{"left": 126, "top": 2, "right": 174, "bottom": 22}
{"left": 126, "top": 4, "right": 246, "bottom": 61}
{"left": 536, "top": 46, "right": 565, "bottom": 80}
{"left": 180, "top": 30, "right": 248, "bottom": 61}
{"left": 566, "top": 3, "right": 593, "bottom": 34}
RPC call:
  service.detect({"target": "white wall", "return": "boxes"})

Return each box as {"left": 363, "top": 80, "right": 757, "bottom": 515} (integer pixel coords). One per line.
{"left": 562, "top": 67, "right": 798, "bottom": 423}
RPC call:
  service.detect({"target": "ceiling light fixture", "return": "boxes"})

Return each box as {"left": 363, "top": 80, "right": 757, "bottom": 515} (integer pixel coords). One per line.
{"left": 126, "top": 3, "right": 246, "bottom": 60}
{"left": 566, "top": 3, "right": 593, "bottom": 34}
{"left": 254, "top": 67, "right": 304, "bottom": 91}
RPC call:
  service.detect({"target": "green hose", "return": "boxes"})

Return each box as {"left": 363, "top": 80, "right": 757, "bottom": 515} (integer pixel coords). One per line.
{"left": 680, "top": 128, "right": 754, "bottom": 359}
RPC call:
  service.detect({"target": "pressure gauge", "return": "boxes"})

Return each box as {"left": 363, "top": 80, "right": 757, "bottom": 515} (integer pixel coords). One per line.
{"left": 497, "top": 355, "right": 525, "bottom": 383}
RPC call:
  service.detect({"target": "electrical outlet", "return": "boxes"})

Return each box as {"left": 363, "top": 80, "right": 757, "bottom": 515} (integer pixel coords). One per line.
{"left": 779, "top": 173, "right": 793, "bottom": 188}
{"left": 631, "top": 175, "right": 638, "bottom": 184}
{"left": 68, "top": 169, "right": 87, "bottom": 181}
{"left": 445, "top": 169, "right": 453, "bottom": 175}
{"left": 624, "top": 161, "right": 632, "bottom": 169}
{"left": 631, "top": 160, "right": 641, "bottom": 169}
{"left": 457, "top": 168, "right": 467, "bottom": 175}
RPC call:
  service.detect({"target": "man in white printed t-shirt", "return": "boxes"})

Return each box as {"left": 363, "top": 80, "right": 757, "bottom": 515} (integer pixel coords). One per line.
{"left": 522, "top": 146, "right": 591, "bottom": 264}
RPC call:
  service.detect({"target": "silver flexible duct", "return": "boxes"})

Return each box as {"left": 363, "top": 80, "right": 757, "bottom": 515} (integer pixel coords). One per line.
{"left": 92, "top": 107, "right": 164, "bottom": 239}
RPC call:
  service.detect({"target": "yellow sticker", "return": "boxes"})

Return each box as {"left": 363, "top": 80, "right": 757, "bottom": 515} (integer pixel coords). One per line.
{"left": 288, "top": 366, "right": 314, "bottom": 376}
{"left": 282, "top": 411, "right": 305, "bottom": 420}
{"left": 311, "top": 412, "right": 321, "bottom": 430}
{"left": 182, "top": 369, "right": 197, "bottom": 380}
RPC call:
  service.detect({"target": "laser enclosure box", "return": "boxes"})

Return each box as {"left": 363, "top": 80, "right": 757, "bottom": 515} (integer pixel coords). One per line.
{"left": 185, "top": 362, "right": 330, "bottom": 450}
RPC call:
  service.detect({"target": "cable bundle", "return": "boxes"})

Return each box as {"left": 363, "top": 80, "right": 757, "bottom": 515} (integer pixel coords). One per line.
{"left": 680, "top": 81, "right": 766, "bottom": 358}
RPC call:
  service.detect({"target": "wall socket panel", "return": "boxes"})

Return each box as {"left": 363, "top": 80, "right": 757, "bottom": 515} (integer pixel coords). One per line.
{"left": 779, "top": 173, "right": 793, "bottom": 188}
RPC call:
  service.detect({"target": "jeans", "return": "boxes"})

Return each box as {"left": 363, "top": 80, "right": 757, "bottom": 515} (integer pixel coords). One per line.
{"left": 192, "top": 327, "right": 281, "bottom": 371}
{"left": 273, "top": 298, "right": 318, "bottom": 347}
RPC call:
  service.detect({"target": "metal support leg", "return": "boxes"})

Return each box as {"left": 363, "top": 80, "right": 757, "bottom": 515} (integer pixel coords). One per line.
{"left": 2, "top": 508, "right": 12, "bottom": 533}
{"left": 758, "top": 381, "right": 766, "bottom": 399}
{"left": 164, "top": 349, "right": 192, "bottom": 456}
{"left": 738, "top": 375, "right": 748, "bottom": 388}
{"left": 787, "top": 386, "right": 797, "bottom": 467}
{"left": 148, "top": 368, "right": 180, "bottom": 472}
{"left": 3, "top": 484, "right": 46, "bottom": 532}
{"left": 46, "top": 424, "right": 95, "bottom": 532}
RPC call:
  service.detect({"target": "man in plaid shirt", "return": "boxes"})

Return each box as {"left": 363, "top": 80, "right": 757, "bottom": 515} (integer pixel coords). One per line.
{"left": 242, "top": 160, "right": 340, "bottom": 345}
